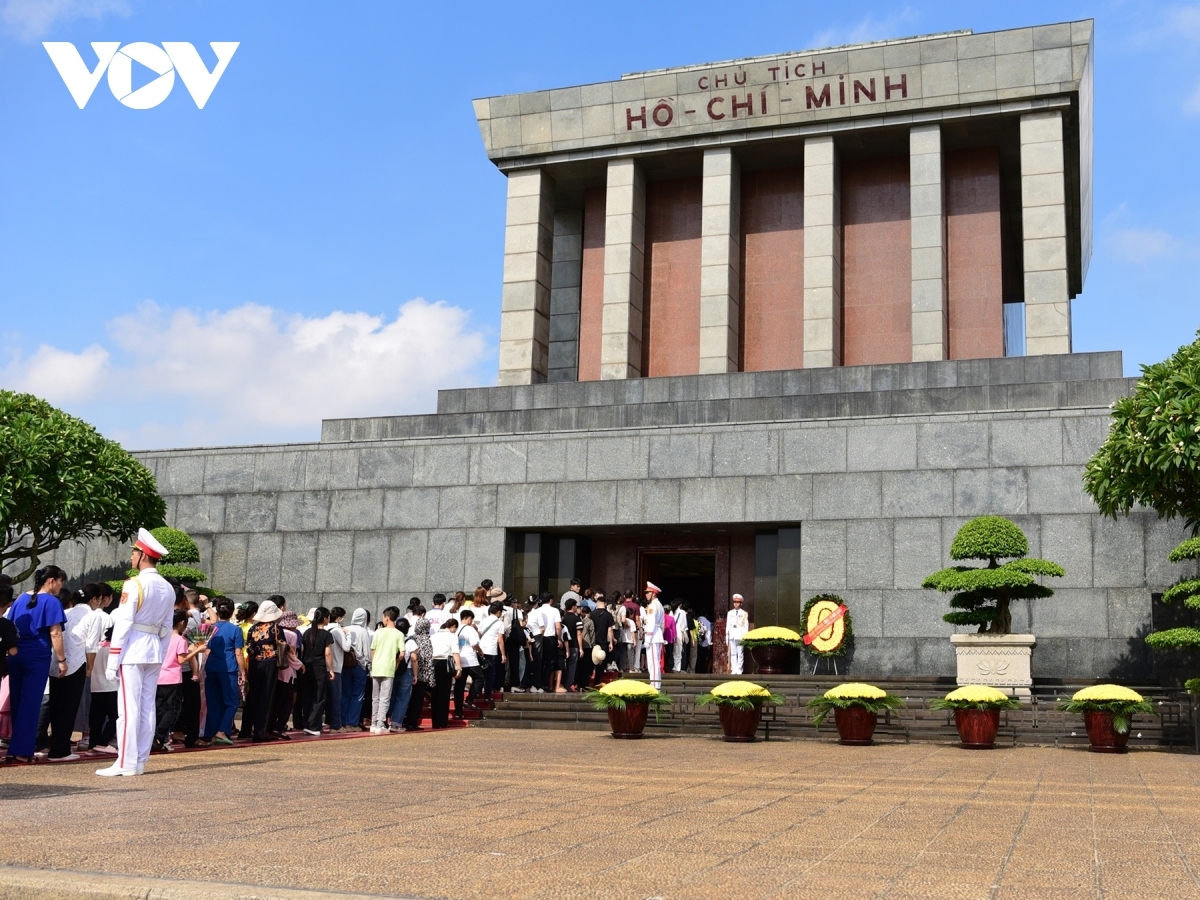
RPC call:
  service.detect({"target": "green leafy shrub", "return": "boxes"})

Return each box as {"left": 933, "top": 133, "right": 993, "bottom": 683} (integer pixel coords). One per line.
{"left": 923, "top": 516, "right": 1064, "bottom": 634}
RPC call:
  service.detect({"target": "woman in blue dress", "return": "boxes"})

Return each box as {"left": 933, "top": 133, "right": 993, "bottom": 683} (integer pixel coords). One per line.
{"left": 6, "top": 566, "right": 68, "bottom": 764}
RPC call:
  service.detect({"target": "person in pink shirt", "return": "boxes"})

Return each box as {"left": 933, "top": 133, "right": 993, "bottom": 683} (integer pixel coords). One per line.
{"left": 153, "top": 611, "right": 205, "bottom": 752}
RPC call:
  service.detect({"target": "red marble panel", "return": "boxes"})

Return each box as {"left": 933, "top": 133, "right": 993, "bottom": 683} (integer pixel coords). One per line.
{"left": 842, "top": 156, "right": 912, "bottom": 366}
{"left": 643, "top": 177, "right": 703, "bottom": 377}
{"left": 577, "top": 187, "right": 606, "bottom": 382}
{"left": 740, "top": 167, "right": 805, "bottom": 372}
{"left": 946, "top": 148, "right": 1005, "bottom": 360}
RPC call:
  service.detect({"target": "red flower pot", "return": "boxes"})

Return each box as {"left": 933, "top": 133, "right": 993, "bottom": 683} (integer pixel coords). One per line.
{"left": 954, "top": 708, "right": 1000, "bottom": 749}
{"left": 834, "top": 706, "right": 877, "bottom": 745}
{"left": 608, "top": 702, "right": 649, "bottom": 739}
{"left": 750, "top": 644, "right": 790, "bottom": 675}
{"left": 718, "top": 703, "right": 762, "bottom": 742}
{"left": 1083, "top": 710, "right": 1130, "bottom": 754}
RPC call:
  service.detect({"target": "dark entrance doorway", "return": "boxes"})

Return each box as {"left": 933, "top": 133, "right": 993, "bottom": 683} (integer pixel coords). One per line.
{"left": 639, "top": 551, "right": 716, "bottom": 621}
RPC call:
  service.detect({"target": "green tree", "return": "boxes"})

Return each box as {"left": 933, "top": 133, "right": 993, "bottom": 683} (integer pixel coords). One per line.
{"left": 923, "top": 516, "right": 1065, "bottom": 634}
{"left": 1143, "top": 537, "right": 1200, "bottom": 692}
{"left": 0, "top": 391, "right": 165, "bottom": 582}
{"left": 1083, "top": 329, "right": 1200, "bottom": 534}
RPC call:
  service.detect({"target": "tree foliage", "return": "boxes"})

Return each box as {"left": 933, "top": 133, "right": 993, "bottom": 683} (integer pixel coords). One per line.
{"left": 923, "top": 516, "right": 1064, "bottom": 634}
{"left": 1143, "top": 537, "right": 1200, "bottom": 657}
{"left": 1084, "top": 329, "right": 1200, "bottom": 534}
{"left": 0, "top": 391, "right": 165, "bottom": 583}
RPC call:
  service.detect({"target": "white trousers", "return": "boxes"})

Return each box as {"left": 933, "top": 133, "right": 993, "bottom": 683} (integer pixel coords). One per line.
{"left": 631, "top": 642, "right": 643, "bottom": 671}
{"left": 645, "top": 641, "right": 663, "bottom": 689}
{"left": 727, "top": 640, "right": 744, "bottom": 675}
{"left": 117, "top": 663, "right": 160, "bottom": 770}
{"left": 672, "top": 639, "right": 684, "bottom": 671}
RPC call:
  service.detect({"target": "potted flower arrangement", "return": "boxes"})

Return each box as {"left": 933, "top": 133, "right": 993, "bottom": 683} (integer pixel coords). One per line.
{"left": 1058, "top": 685, "right": 1154, "bottom": 753}
{"left": 696, "top": 681, "right": 784, "bottom": 742}
{"left": 929, "top": 685, "right": 1021, "bottom": 749}
{"left": 807, "top": 683, "right": 904, "bottom": 745}
{"left": 738, "top": 626, "right": 803, "bottom": 674}
{"left": 586, "top": 679, "right": 672, "bottom": 739}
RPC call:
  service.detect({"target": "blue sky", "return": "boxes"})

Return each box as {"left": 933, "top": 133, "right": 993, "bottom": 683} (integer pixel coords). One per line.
{"left": 0, "top": 0, "right": 1197, "bottom": 448}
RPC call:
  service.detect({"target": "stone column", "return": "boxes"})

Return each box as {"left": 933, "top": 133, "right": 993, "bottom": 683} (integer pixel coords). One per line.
{"left": 803, "top": 135, "right": 842, "bottom": 368}
{"left": 548, "top": 209, "right": 583, "bottom": 382}
{"left": 699, "top": 147, "right": 741, "bottom": 374}
{"left": 498, "top": 168, "right": 555, "bottom": 385}
{"left": 1020, "top": 110, "right": 1072, "bottom": 355}
{"left": 600, "top": 158, "right": 646, "bottom": 380}
{"left": 909, "top": 124, "right": 948, "bottom": 361}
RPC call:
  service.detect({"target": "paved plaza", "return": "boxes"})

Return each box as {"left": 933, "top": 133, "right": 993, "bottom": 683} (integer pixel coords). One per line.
{"left": 1, "top": 729, "right": 1199, "bottom": 899}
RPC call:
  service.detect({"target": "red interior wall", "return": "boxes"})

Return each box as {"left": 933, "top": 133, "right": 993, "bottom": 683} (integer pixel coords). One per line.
{"left": 642, "top": 178, "right": 703, "bottom": 377}
{"left": 842, "top": 156, "right": 912, "bottom": 366}
{"left": 946, "top": 147, "right": 1005, "bottom": 360}
{"left": 740, "top": 167, "right": 805, "bottom": 372}
{"left": 577, "top": 186, "right": 606, "bottom": 382}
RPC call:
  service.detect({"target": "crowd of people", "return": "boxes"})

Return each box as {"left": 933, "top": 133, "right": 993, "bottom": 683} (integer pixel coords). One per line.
{"left": 0, "top": 537, "right": 753, "bottom": 772}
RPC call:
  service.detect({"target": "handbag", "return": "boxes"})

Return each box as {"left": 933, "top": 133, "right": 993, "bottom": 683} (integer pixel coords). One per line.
{"left": 277, "top": 625, "right": 292, "bottom": 670}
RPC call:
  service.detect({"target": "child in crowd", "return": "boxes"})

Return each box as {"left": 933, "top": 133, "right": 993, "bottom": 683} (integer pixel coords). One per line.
{"left": 88, "top": 624, "right": 118, "bottom": 754}
{"left": 154, "top": 610, "right": 205, "bottom": 752}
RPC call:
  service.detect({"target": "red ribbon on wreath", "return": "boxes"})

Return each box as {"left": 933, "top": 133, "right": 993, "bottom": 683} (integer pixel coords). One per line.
{"left": 803, "top": 604, "right": 848, "bottom": 645}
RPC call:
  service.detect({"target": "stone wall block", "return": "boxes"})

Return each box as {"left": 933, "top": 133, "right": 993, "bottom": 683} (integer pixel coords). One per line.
{"left": 712, "top": 430, "right": 778, "bottom": 477}
{"left": 425, "top": 529, "right": 467, "bottom": 592}
{"left": 157, "top": 456, "right": 205, "bottom": 494}
{"left": 315, "top": 532, "right": 354, "bottom": 593}
{"left": 556, "top": 480, "right": 618, "bottom": 526}
{"left": 1039, "top": 514, "right": 1094, "bottom": 588}
{"left": 329, "top": 489, "right": 384, "bottom": 530}
{"left": 356, "top": 447, "right": 414, "bottom": 488}
{"left": 679, "top": 477, "right": 746, "bottom": 523}
{"left": 174, "top": 495, "right": 226, "bottom": 535}
{"left": 847, "top": 424, "right": 918, "bottom": 471}
{"left": 1092, "top": 517, "right": 1146, "bottom": 589}
{"left": 990, "top": 419, "right": 1064, "bottom": 467}
{"left": 812, "top": 473, "right": 883, "bottom": 519}
{"left": 212, "top": 534, "right": 249, "bottom": 593}
{"left": 203, "top": 454, "right": 256, "bottom": 493}
{"left": 382, "top": 488, "right": 440, "bottom": 529}
{"left": 387, "top": 531, "right": 429, "bottom": 593}
{"left": 224, "top": 493, "right": 277, "bottom": 533}
{"left": 953, "top": 468, "right": 1028, "bottom": 516}
{"left": 882, "top": 470, "right": 954, "bottom": 518}
{"left": 893, "top": 519, "right": 944, "bottom": 590}
{"left": 496, "top": 483, "right": 557, "bottom": 527}
{"left": 244, "top": 533, "right": 283, "bottom": 593}
{"left": 586, "top": 436, "right": 649, "bottom": 481}
{"left": 882, "top": 589, "right": 955, "bottom": 638}
{"left": 916, "top": 422, "right": 989, "bottom": 469}
{"left": 744, "top": 474, "right": 813, "bottom": 523}
{"left": 616, "top": 480, "right": 682, "bottom": 525}
{"left": 847, "top": 520, "right": 895, "bottom": 589}
{"left": 279, "top": 532, "right": 318, "bottom": 593}
{"left": 782, "top": 427, "right": 848, "bottom": 474}
{"left": 1026, "top": 466, "right": 1095, "bottom": 514}
{"left": 470, "top": 442, "right": 528, "bottom": 485}
{"left": 1061, "top": 415, "right": 1110, "bottom": 465}
{"left": 351, "top": 532, "right": 390, "bottom": 592}
{"left": 438, "top": 485, "right": 499, "bottom": 528}
{"left": 413, "top": 444, "right": 471, "bottom": 487}
{"left": 253, "top": 452, "right": 306, "bottom": 492}
{"left": 800, "top": 521, "right": 847, "bottom": 590}
{"left": 648, "top": 433, "right": 713, "bottom": 479}
{"left": 304, "top": 449, "right": 358, "bottom": 491}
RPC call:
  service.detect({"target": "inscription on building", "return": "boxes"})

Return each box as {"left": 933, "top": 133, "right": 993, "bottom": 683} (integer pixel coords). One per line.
{"left": 624, "top": 56, "right": 915, "bottom": 132}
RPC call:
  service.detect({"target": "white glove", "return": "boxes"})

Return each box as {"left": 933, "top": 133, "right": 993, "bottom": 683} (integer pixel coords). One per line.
{"left": 106, "top": 660, "right": 120, "bottom": 681}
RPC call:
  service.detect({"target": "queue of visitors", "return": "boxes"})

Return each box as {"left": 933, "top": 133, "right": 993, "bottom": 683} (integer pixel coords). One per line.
{"left": 0, "top": 537, "right": 743, "bottom": 771}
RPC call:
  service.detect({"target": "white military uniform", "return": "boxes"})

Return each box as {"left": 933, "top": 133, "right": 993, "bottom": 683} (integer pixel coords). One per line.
{"left": 726, "top": 600, "right": 749, "bottom": 675}
{"left": 98, "top": 529, "right": 174, "bottom": 776}
{"left": 642, "top": 584, "right": 665, "bottom": 689}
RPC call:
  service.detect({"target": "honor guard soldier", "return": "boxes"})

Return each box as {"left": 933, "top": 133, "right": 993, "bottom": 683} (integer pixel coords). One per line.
{"left": 641, "top": 582, "right": 665, "bottom": 689}
{"left": 97, "top": 528, "right": 175, "bottom": 777}
{"left": 725, "top": 594, "right": 749, "bottom": 675}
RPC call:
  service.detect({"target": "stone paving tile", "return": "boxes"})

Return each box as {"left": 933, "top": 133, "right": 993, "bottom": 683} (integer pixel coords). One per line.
{"left": 2, "top": 731, "right": 1200, "bottom": 899}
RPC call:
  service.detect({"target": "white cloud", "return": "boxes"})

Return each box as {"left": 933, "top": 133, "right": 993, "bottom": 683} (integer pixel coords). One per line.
{"left": 0, "top": 0, "right": 129, "bottom": 40}
{"left": 808, "top": 9, "right": 920, "bottom": 51}
{"left": 1, "top": 299, "right": 493, "bottom": 448}
{"left": 1107, "top": 227, "right": 1183, "bottom": 263}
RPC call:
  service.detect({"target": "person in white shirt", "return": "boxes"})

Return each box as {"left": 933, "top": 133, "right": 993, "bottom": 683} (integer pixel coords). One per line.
{"left": 476, "top": 600, "right": 507, "bottom": 700}
{"left": 74, "top": 584, "right": 113, "bottom": 746}
{"left": 560, "top": 580, "right": 582, "bottom": 612}
{"left": 453, "top": 610, "right": 486, "bottom": 718}
{"left": 325, "top": 608, "right": 352, "bottom": 731}
{"left": 726, "top": 594, "right": 750, "bottom": 675}
{"left": 340, "top": 608, "right": 372, "bottom": 732}
{"left": 538, "top": 595, "right": 562, "bottom": 693}
{"left": 429, "top": 619, "right": 461, "bottom": 729}
{"left": 520, "top": 599, "right": 545, "bottom": 692}
{"left": 642, "top": 583, "right": 666, "bottom": 689}
{"left": 425, "top": 594, "right": 450, "bottom": 634}
{"left": 671, "top": 603, "right": 689, "bottom": 674}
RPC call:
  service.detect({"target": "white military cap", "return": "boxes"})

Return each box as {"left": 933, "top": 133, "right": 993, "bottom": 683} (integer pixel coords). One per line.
{"left": 134, "top": 527, "right": 169, "bottom": 560}
{"left": 645, "top": 581, "right": 661, "bottom": 595}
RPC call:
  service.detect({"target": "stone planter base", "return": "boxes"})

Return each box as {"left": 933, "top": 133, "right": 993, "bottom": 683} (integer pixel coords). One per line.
{"left": 1083, "top": 710, "right": 1130, "bottom": 753}
{"left": 834, "top": 706, "right": 877, "bottom": 745}
{"left": 608, "top": 702, "right": 649, "bottom": 739}
{"left": 718, "top": 703, "right": 762, "bottom": 742}
{"left": 749, "top": 644, "right": 791, "bottom": 675}
{"left": 950, "top": 633, "right": 1035, "bottom": 697}
{"left": 954, "top": 708, "right": 1000, "bottom": 749}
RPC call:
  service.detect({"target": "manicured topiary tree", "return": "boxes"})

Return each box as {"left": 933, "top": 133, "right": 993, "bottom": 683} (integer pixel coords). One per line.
{"left": 923, "top": 516, "right": 1065, "bottom": 634}
{"left": 1143, "top": 537, "right": 1200, "bottom": 693}
{"left": 1083, "top": 329, "right": 1200, "bottom": 533}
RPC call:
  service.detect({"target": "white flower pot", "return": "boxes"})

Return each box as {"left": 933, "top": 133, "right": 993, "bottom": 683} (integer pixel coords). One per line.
{"left": 950, "top": 634, "right": 1035, "bottom": 698}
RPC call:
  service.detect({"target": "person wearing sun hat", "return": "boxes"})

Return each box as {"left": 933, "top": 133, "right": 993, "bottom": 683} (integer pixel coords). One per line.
{"left": 641, "top": 582, "right": 665, "bottom": 689}
{"left": 242, "top": 598, "right": 284, "bottom": 743}
{"left": 97, "top": 527, "right": 174, "bottom": 777}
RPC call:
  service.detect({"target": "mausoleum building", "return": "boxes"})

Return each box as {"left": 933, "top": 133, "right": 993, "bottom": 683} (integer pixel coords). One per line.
{"left": 59, "top": 20, "right": 1193, "bottom": 681}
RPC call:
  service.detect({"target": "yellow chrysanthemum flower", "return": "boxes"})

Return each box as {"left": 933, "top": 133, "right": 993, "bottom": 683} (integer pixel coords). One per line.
{"left": 1072, "top": 684, "right": 1144, "bottom": 703}
{"left": 709, "top": 681, "right": 772, "bottom": 699}
{"left": 945, "top": 685, "right": 1011, "bottom": 704}
{"left": 824, "top": 682, "right": 886, "bottom": 700}
{"left": 598, "top": 679, "right": 660, "bottom": 698}
{"left": 741, "top": 626, "right": 801, "bottom": 641}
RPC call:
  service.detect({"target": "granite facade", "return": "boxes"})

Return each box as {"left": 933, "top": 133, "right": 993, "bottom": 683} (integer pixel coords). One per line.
{"left": 48, "top": 351, "right": 1191, "bottom": 683}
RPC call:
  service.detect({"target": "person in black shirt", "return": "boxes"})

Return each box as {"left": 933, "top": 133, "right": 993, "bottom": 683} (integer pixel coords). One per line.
{"left": 299, "top": 607, "right": 334, "bottom": 737}
{"left": 560, "top": 600, "right": 583, "bottom": 693}
{"left": 0, "top": 575, "right": 17, "bottom": 680}
{"left": 589, "top": 600, "right": 615, "bottom": 687}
